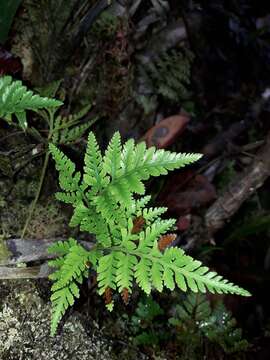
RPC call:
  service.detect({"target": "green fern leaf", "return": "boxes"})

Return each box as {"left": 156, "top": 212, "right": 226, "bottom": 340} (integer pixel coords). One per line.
{"left": 49, "top": 131, "right": 250, "bottom": 336}
{"left": 48, "top": 238, "right": 77, "bottom": 256}
{"left": 49, "top": 143, "right": 83, "bottom": 206}
{"left": 51, "top": 105, "right": 97, "bottom": 145}
{"left": 83, "top": 132, "right": 107, "bottom": 191}
{"left": 97, "top": 253, "right": 118, "bottom": 294}
{"left": 0, "top": 76, "right": 62, "bottom": 130}
{"left": 103, "top": 131, "right": 122, "bottom": 180}
{"left": 50, "top": 283, "right": 80, "bottom": 336}
{"left": 137, "top": 219, "right": 176, "bottom": 253}
{"left": 115, "top": 252, "right": 137, "bottom": 291}
{"left": 135, "top": 258, "right": 152, "bottom": 295}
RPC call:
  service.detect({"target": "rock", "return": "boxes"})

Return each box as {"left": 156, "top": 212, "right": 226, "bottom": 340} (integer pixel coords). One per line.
{"left": 0, "top": 280, "right": 113, "bottom": 360}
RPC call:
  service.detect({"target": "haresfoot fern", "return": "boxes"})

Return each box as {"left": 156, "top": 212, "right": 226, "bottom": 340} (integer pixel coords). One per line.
{"left": 48, "top": 132, "right": 251, "bottom": 335}
{"left": 0, "top": 75, "right": 62, "bottom": 130}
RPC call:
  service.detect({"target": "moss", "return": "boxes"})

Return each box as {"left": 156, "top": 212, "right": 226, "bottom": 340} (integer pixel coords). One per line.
{"left": 0, "top": 199, "right": 68, "bottom": 238}
{"left": 0, "top": 235, "right": 12, "bottom": 262}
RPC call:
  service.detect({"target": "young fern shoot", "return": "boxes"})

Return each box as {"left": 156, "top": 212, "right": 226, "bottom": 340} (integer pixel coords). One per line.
{"left": 48, "top": 132, "right": 251, "bottom": 336}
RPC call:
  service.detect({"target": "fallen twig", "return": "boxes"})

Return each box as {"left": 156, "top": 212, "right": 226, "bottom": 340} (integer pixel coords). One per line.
{"left": 0, "top": 238, "right": 94, "bottom": 279}
{"left": 0, "top": 263, "right": 50, "bottom": 279}
{"left": 182, "top": 131, "right": 270, "bottom": 251}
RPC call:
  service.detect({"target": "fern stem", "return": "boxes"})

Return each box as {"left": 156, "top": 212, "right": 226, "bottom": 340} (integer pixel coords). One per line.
{"left": 21, "top": 109, "right": 56, "bottom": 239}
{"left": 21, "top": 150, "right": 50, "bottom": 238}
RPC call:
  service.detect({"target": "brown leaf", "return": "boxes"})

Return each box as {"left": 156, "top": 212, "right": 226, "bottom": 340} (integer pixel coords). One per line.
{"left": 104, "top": 287, "right": 112, "bottom": 305}
{"left": 131, "top": 216, "right": 145, "bottom": 234}
{"left": 141, "top": 114, "right": 190, "bottom": 148}
{"left": 121, "top": 288, "right": 129, "bottom": 305}
{"left": 158, "top": 233, "right": 177, "bottom": 251}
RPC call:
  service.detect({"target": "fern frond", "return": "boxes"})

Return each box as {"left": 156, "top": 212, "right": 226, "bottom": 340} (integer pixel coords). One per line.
{"left": 103, "top": 132, "right": 122, "bottom": 180}
{"left": 48, "top": 238, "right": 102, "bottom": 335}
{"left": 48, "top": 238, "right": 77, "bottom": 256}
{"left": 154, "top": 247, "right": 250, "bottom": 296}
{"left": 135, "top": 258, "right": 152, "bottom": 294}
{"left": 49, "top": 131, "right": 250, "bottom": 336}
{"left": 51, "top": 105, "right": 97, "bottom": 145}
{"left": 49, "top": 143, "right": 83, "bottom": 206}
{"left": 83, "top": 132, "right": 108, "bottom": 192}
{"left": 0, "top": 76, "right": 62, "bottom": 130}
{"left": 134, "top": 196, "right": 152, "bottom": 212}
{"left": 51, "top": 243, "right": 89, "bottom": 291}
{"left": 141, "top": 207, "right": 168, "bottom": 222}
{"left": 50, "top": 282, "right": 80, "bottom": 336}
{"left": 97, "top": 253, "right": 118, "bottom": 294}
{"left": 115, "top": 252, "right": 138, "bottom": 292}
{"left": 59, "top": 120, "right": 96, "bottom": 145}
{"left": 138, "top": 48, "right": 194, "bottom": 111}
{"left": 137, "top": 219, "right": 176, "bottom": 253}
{"left": 103, "top": 142, "right": 201, "bottom": 211}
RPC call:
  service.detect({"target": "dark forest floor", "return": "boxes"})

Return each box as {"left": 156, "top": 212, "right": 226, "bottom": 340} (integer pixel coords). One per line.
{"left": 1, "top": 1, "right": 270, "bottom": 359}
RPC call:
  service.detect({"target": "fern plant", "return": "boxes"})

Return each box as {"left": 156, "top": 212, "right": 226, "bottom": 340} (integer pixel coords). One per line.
{"left": 0, "top": 75, "right": 97, "bottom": 237}
{"left": 0, "top": 75, "right": 62, "bottom": 130}
{"left": 169, "top": 293, "right": 249, "bottom": 357}
{"left": 129, "top": 295, "right": 166, "bottom": 346}
{"left": 48, "top": 131, "right": 251, "bottom": 336}
{"left": 137, "top": 48, "right": 194, "bottom": 113}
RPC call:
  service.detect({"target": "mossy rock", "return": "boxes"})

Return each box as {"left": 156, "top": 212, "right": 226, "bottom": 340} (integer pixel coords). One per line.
{"left": 0, "top": 280, "right": 113, "bottom": 360}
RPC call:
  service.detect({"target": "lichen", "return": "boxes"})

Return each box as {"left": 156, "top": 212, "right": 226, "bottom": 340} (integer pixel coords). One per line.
{"left": 0, "top": 280, "right": 113, "bottom": 360}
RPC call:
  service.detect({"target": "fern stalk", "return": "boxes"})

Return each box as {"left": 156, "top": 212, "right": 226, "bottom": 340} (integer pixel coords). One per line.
{"left": 21, "top": 109, "right": 56, "bottom": 238}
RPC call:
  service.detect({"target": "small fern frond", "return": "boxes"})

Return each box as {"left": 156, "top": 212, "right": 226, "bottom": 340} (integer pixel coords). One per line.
{"left": 141, "top": 207, "right": 168, "bottom": 222}
{"left": 137, "top": 219, "right": 176, "bottom": 252}
{"left": 134, "top": 196, "right": 152, "bottom": 212}
{"left": 0, "top": 76, "right": 62, "bottom": 130}
{"left": 160, "top": 247, "right": 250, "bottom": 296}
{"left": 83, "top": 132, "right": 107, "bottom": 191}
{"left": 48, "top": 238, "right": 77, "bottom": 256}
{"left": 59, "top": 120, "right": 96, "bottom": 145}
{"left": 103, "top": 141, "right": 201, "bottom": 209}
{"left": 51, "top": 105, "right": 97, "bottom": 145}
{"left": 50, "top": 283, "right": 80, "bottom": 336}
{"left": 138, "top": 48, "right": 194, "bottom": 111}
{"left": 115, "top": 252, "right": 138, "bottom": 292}
{"left": 51, "top": 243, "right": 89, "bottom": 291}
{"left": 103, "top": 131, "right": 122, "bottom": 180}
{"left": 48, "top": 238, "right": 102, "bottom": 335}
{"left": 49, "top": 143, "right": 83, "bottom": 206}
{"left": 97, "top": 253, "right": 118, "bottom": 294}
{"left": 134, "top": 258, "right": 152, "bottom": 294}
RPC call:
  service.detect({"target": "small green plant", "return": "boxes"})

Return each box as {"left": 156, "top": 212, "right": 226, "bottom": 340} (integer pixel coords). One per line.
{"left": 169, "top": 293, "right": 249, "bottom": 358}
{"left": 129, "top": 296, "right": 166, "bottom": 346}
{"left": 137, "top": 48, "right": 194, "bottom": 113}
{"left": 48, "top": 131, "right": 250, "bottom": 336}
{"left": 0, "top": 75, "right": 61, "bottom": 130}
{"left": 0, "top": 75, "right": 97, "bottom": 237}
